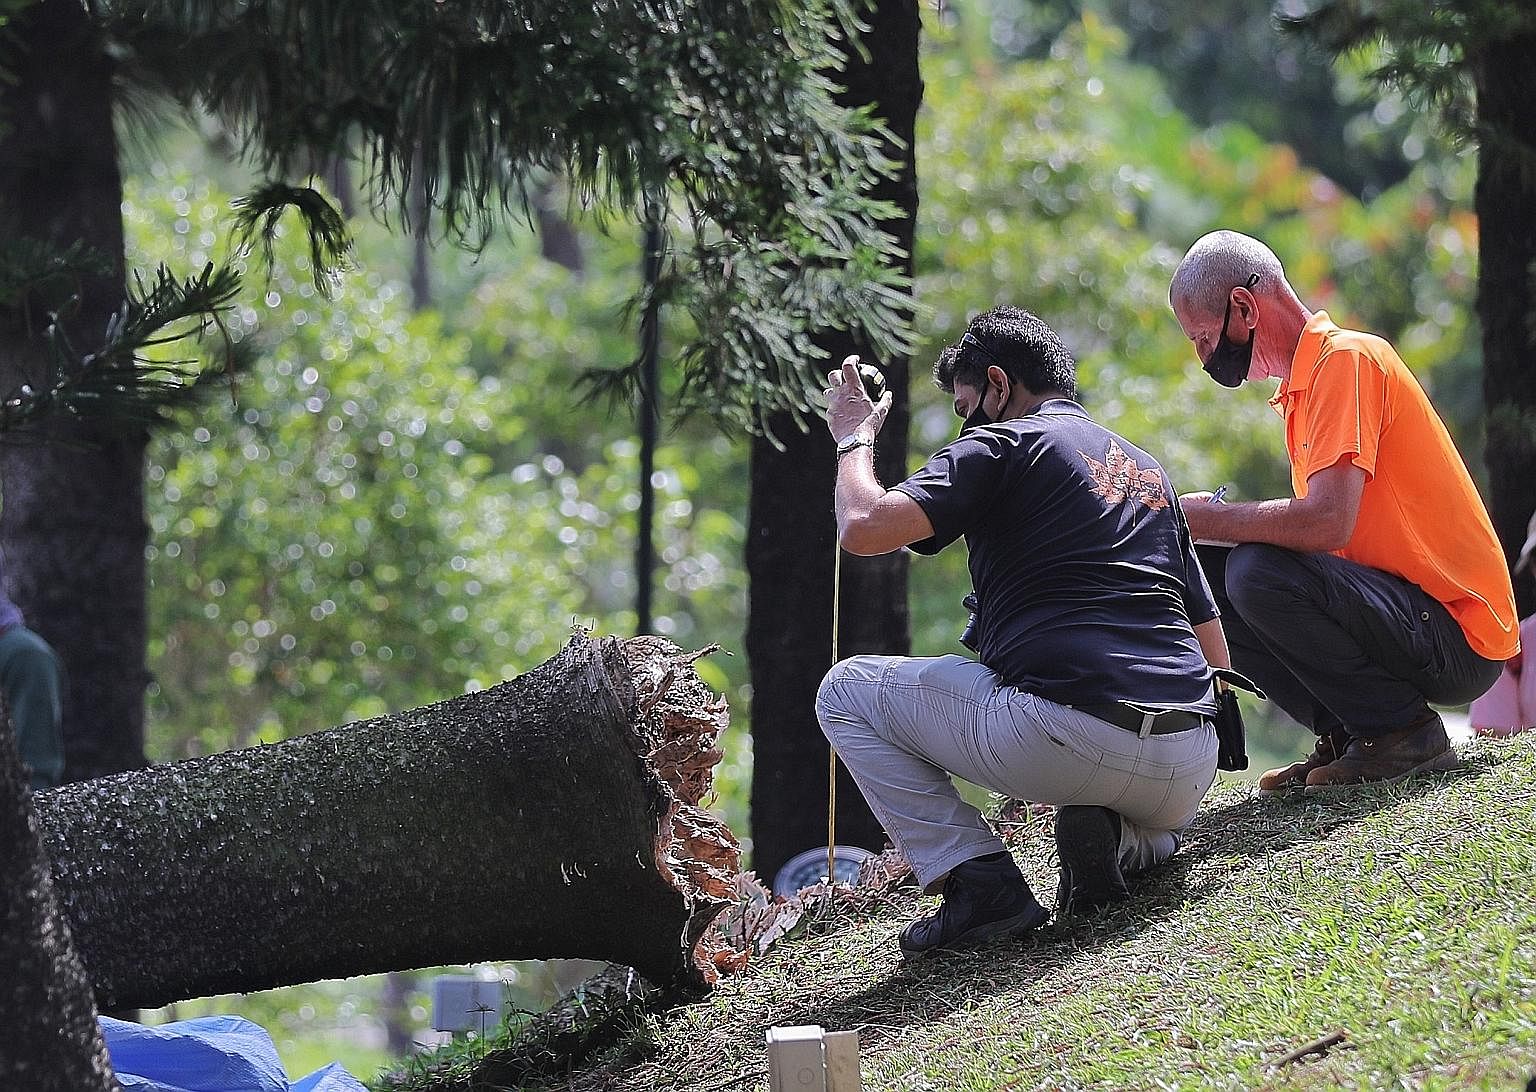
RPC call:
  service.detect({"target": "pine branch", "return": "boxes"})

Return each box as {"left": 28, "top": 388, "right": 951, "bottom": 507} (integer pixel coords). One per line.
{"left": 1289, "top": 0, "right": 1536, "bottom": 144}
{"left": 95, "top": 0, "right": 914, "bottom": 432}
{"left": 0, "top": 239, "right": 114, "bottom": 316}
{"left": 0, "top": 261, "right": 246, "bottom": 437}
{"left": 232, "top": 182, "right": 353, "bottom": 297}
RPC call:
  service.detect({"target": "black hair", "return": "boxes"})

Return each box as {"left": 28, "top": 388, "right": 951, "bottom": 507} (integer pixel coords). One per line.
{"left": 932, "top": 344, "right": 960, "bottom": 389}
{"left": 933, "top": 305, "right": 1078, "bottom": 401}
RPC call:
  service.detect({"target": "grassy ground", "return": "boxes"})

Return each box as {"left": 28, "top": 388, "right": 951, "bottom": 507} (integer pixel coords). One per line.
{"left": 493, "top": 736, "right": 1536, "bottom": 1091}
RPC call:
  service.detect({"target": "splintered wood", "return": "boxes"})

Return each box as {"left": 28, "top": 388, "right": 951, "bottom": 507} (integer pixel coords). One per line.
{"left": 625, "top": 637, "right": 916, "bottom": 982}
{"left": 626, "top": 637, "right": 741, "bottom": 981}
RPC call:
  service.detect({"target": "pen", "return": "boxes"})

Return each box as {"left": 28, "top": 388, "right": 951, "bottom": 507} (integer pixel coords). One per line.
{"left": 1210, "top": 486, "right": 1228, "bottom": 503}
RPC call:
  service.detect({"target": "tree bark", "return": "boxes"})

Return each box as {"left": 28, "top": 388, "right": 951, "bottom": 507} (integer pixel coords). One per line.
{"left": 34, "top": 636, "right": 737, "bottom": 1010}
{"left": 535, "top": 179, "right": 586, "bottom": 274}
{"left": 0, "top": 0, "right": 146, "bottom": 784}
{"left": 406, "top": 143, "right": 434, "bottom": 311}
{"left": 0, "top": 714, "right": 119, "bottom": 1091}
{"left": 1475, "top": 31, "right": 1536, "bottom": 615}
{"left": 747, "top": 0, "right": 922, "bottom": 882}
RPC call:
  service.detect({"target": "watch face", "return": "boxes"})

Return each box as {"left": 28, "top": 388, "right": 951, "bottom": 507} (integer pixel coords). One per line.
{"left": 772, "top": 845, "right": 876, "bottom": 899}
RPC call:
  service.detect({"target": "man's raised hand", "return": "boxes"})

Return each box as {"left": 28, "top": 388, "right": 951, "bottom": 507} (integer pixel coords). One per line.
{"left": 824, "top": 354, "right": 892, "bottom": 445}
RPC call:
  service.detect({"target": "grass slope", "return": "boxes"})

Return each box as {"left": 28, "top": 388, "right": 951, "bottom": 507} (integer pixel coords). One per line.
{"left": 541, "top": 737, "right": 1536, "bottom": 1091}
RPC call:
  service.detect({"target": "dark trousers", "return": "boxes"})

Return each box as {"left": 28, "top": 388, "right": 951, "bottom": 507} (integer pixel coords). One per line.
{"left": 1196, "top": 543, "right": 1502, "bottom": 740}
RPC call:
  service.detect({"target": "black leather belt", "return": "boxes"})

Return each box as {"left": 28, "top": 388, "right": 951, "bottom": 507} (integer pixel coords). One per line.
{"left": 1073, "top": 703, "right": 1206, "bottom": 737}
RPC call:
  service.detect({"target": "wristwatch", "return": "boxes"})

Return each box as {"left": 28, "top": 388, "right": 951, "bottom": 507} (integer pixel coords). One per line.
{"left": 836, "top": 435, "right": 874, "bottom": 457}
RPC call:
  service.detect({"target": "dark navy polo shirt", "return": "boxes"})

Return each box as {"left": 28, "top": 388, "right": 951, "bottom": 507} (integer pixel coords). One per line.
{"left": 893, "top": 399, "right": 1218, "bottom": 711}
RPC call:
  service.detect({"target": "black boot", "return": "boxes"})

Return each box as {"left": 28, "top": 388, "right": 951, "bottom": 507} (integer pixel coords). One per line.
{"left": 898, "top": 853, "right": 1048, "bottom": 958}
{"left": 1054, "top": 806, "right": 1130, "bottom": 917}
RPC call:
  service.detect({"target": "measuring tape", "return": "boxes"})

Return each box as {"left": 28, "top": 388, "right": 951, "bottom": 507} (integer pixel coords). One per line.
{"left": 824, "top": 360, "right": 887, "bottom": 889}
{"left": 828, "top": 546, "right": 843, "bottom": 887}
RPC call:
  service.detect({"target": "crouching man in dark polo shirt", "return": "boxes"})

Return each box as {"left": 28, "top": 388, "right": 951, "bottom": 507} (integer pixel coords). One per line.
{"left": 816, "top": 306, "right": 1230, "bottom": 957}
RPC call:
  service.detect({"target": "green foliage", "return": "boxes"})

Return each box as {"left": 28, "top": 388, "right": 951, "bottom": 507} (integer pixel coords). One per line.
{"left": 1147, "top": 0, "right": 1424, "bottom": 199}
{"left": 99, "top": 0, "right": 914, "bottom": 433}
{"left": 0, "top": 236, "right": 244, "bottom": 434}
{"left": 0, "top": 238, "right": 113, "bottom": 305}
{"left": 1290, "top": 0, "right": 1536, "bottom": 141}
{"left": 914, "top": 14, "right": 1312, "bottom": 462}
{"left": 232, "top": 183, "right": 354, "bottom": 296}
{"left": 128, "top": 175, "right": 744, "bottom": 765}
{"left": 441, "top": 233, "right": 685, "bottom": 468}
{"left": 947, "top": 0, "right": 1439, "bottom": 201}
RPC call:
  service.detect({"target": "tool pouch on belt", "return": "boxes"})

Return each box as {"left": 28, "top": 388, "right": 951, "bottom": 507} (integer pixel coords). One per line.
{"left": 1212, "top": 668, "right": 1265, "bottom": 772}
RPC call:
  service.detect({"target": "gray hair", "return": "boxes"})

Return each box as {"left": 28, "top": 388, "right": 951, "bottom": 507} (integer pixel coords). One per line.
{"left": 1170, "top": 230, "right": 1287, "bottom": 317}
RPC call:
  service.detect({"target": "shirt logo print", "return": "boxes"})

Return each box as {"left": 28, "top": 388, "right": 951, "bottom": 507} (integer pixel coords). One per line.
{"left": 1080, "top": 439, "right": 1169, "bottom": 511}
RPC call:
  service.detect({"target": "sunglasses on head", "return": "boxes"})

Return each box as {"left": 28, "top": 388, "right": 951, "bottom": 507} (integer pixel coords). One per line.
{"left": 960, "top": 331, "right": 1006, "bottom": 372}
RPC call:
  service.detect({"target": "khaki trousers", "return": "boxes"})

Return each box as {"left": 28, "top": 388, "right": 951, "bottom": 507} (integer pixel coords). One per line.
{"left": 816, "top": 654, "right": 1219, "bottom": 890}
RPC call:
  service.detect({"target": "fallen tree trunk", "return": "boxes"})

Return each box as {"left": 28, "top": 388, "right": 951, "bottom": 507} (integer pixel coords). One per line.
{"left": 35, "top": 635, "right": 738, "bottom": 1010}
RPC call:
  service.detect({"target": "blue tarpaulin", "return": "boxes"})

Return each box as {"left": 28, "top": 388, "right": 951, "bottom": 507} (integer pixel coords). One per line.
{"left": 100, "top": 1015, "right": 368, "bottom": 1092}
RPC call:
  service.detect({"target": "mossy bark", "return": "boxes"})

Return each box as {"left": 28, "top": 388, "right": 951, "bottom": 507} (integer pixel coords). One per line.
{"left": 35, "top": 636, "right": 734, "bottom": 1010}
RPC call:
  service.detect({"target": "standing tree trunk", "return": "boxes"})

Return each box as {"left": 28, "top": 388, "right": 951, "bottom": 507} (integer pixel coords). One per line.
{"left": 1475, "top": 31, "right": 1536, "bottom": 615}
{"left": 0, "top": 0, "right": 145, "bottom": 784}
{"left": 35, "top": 636, "right": 736, "bottom": 1010}
{"left": 0, "top": 714, "right": 119, "bottom": 1091}
{"left": 535, "top": 178, "right": 585, "bottom": 274}
{"left": 747, "top": 0, "right": 922, "bottom": 883}
{"left": 408, "top": 149, "right": 434, "bottom": 311}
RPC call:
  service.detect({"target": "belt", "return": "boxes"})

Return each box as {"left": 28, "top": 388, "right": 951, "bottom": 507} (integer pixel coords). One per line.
{"left": 1072, "top": 703, "right": 1206, "bottom": 737}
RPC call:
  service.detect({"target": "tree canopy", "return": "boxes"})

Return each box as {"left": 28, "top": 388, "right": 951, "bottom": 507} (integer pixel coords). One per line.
{"left": 92, "top": 0, "right": 914, "bottom": 431}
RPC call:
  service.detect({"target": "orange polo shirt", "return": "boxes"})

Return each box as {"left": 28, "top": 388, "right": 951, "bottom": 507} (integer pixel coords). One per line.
{"left": 1272, "top": 312, "right": 1518, "bottom": 660}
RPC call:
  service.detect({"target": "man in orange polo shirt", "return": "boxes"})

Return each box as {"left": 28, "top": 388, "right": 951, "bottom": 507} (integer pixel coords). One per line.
{"left": 1167, "top": 230, "right": 1518, "bottom": 791}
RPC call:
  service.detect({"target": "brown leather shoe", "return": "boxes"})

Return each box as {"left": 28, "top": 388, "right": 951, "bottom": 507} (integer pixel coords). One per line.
{"left": 1303, "top": 714, "right": 1457, "bottom": 792}
{"left": 1257, "top": 731, "right": 1345, "bottom": 794}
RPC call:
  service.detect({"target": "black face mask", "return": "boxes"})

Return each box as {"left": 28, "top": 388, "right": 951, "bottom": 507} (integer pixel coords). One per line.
{"left": 1202, "top": 274, "right": 1259, "bottom": 389}
{"left": 960, "top": 376, "right": 1007, "bottom": 434}
{"left": 962, "top": 401, "right": 993, "bottom": 433}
